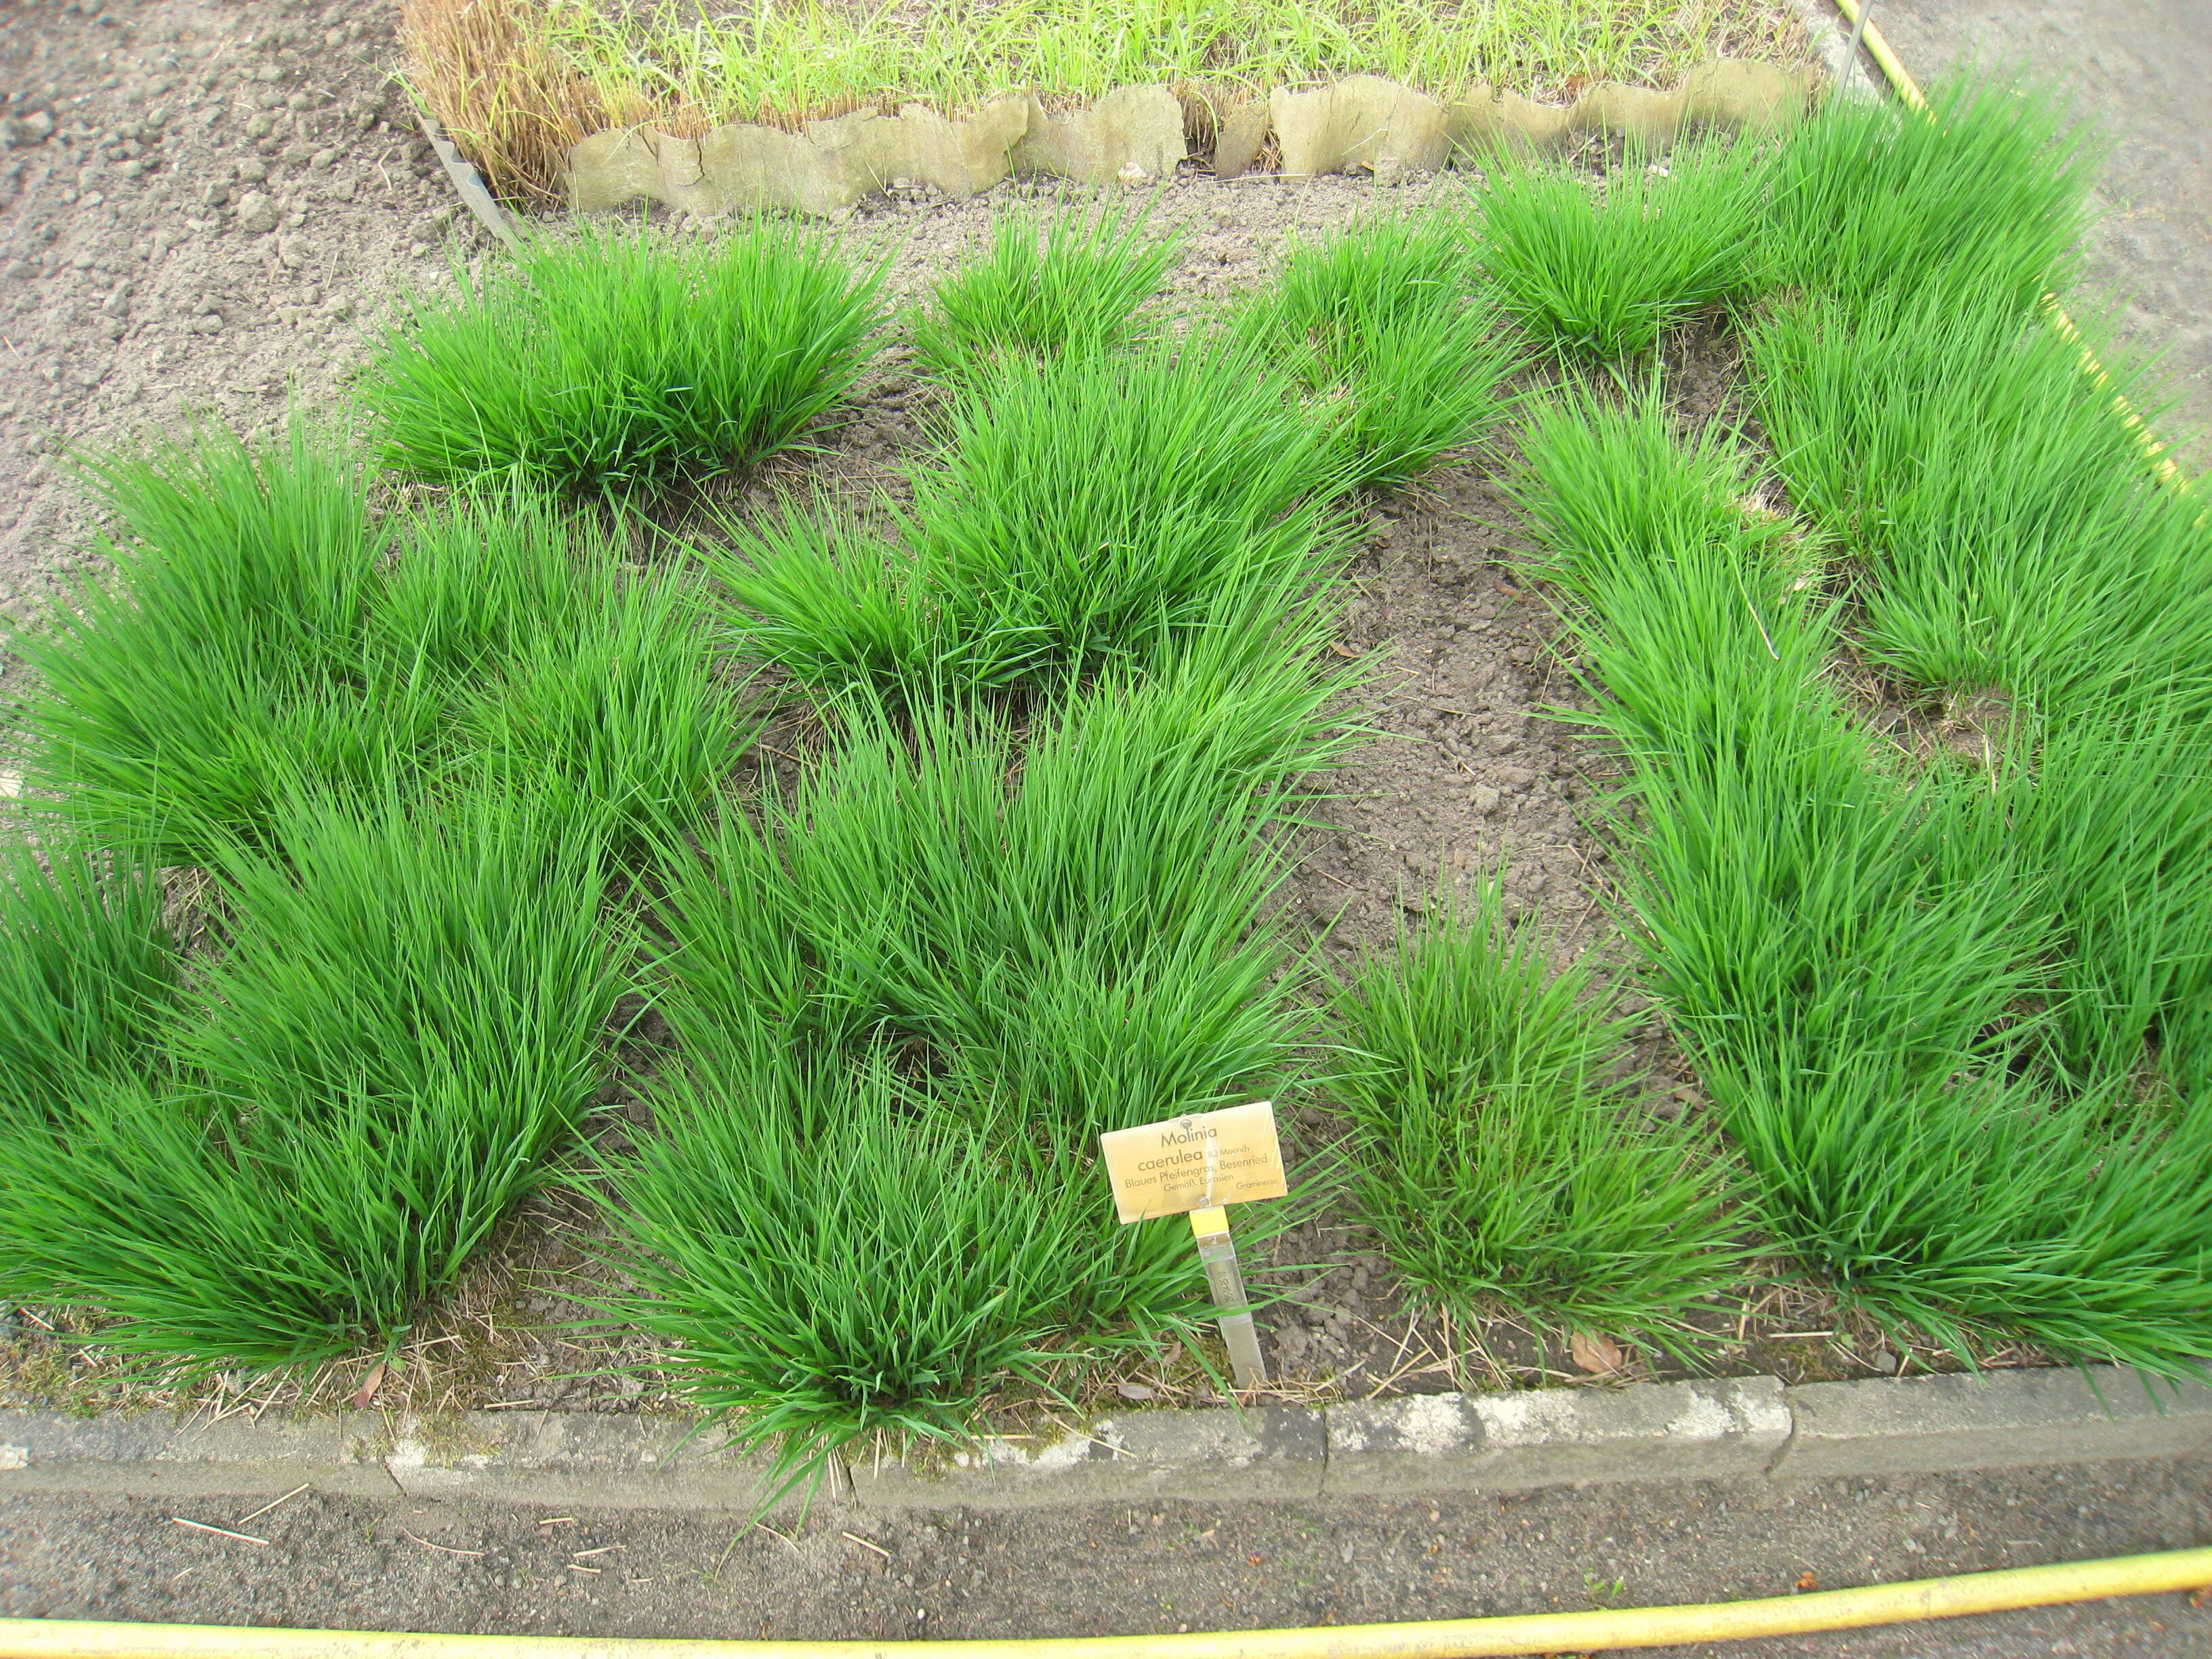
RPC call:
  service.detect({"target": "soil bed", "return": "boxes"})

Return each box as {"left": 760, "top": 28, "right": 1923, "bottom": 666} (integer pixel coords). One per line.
{"left": 3, "top": 0, "right": 2041, "bottom": 1433}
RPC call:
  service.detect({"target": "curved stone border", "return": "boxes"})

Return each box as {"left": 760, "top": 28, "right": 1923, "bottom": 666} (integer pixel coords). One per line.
{"left": 565, "top": 60, "right": 1813, "bottom": 219}
{"left": 6, "top": 1365, "right": 2207, "bottom": 1515}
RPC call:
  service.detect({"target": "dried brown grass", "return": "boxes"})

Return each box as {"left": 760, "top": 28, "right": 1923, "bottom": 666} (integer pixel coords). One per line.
{"left": 398, "top": 0, "right": 605, "bottom": 203}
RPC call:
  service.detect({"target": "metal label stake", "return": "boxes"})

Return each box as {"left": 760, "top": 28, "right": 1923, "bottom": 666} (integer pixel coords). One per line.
{"left": 1190, "top": 1205, "right": 1268, "bottom": 1390}
{"left": 1843, "top": 0, "right": 1876, "bottom": 95}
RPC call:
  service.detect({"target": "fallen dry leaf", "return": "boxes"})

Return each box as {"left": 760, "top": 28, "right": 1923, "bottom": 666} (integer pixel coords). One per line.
{"left": 1329, "top": 642, "right": 1361, "bottom": 659}
{"left": 1570, "top": 1331, "right": 1626, "bottom": 1374}
{"left": 1115, "top": 1382, "right": 1155, "bottom": 1402}
{"left": 349, "top": 1361, "right": 387, "bottom": 1409}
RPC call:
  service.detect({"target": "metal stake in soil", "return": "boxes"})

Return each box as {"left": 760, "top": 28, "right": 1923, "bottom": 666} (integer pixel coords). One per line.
{"left": 1842, "top": 0, "right": 1876, "bottom": 94}
{"left": 1190, "top": 1206, "right": 1268, "bottom": 1390}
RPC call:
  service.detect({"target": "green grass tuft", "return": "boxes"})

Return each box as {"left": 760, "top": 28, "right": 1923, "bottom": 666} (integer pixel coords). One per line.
{"left": 0, "top": 841, "right": 182, "bottom": 1122}
{"left": 599, "top": 1061, "right": 1198, "bottom": 1496}
{"left": 14, "top": 443, "right": 744, "bottom": 863}
{"left": 0, "top": 785, "right": 621, "bottom": 1368}
{"left": 461, "top": 549, "right": 751, "bottom": 853}
{"left": 695, "top": 492, "right": 933, "bottom": 705}
{"left": 1999, "top": 697, "right": 2212, "bottom": 1102}
{"left": 1244, "top": 209, "right": 1519, "bottom": 489}
{"left": 1330, "top": 876, "right": 1745, "bottom": 1340}
{"left": 605, "top": 670, "right": 1349, "bottom": 1479}
{"left": 648, "top": 668, "right": 1345, "bottom": 1136}
{"left": 1765, "top": 75, "right": 2098, "bottom": 315}
{"left": 1476, "top": 135, "right": 1769, "bottom": 361}
{"left": 712, "top": 339, "right": 1352, "bottom": 703}
{"left": 1746, "top": 282, "right": 2209, "bottom": 716}
{"left": 363, "top": 218, "right": 886, "bottom": 494}
{"left": 909, "top": 198, "right": 1180, "bottom": 386}
{"left": 12, "top": 424, "right": 405, "bottom": 863}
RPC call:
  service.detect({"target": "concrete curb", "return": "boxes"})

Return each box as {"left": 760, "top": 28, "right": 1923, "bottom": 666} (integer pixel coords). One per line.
{"left": 6, "top": 1366, "right": 2209, "bottom": 1513}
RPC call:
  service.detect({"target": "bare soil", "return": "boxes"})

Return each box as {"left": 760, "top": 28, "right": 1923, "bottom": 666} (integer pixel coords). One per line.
{"left": 0, "top": 0, "right": 474, "bottom": 631}
{"left": 0, "top": 0, "right": 1997, "bottom": 1427}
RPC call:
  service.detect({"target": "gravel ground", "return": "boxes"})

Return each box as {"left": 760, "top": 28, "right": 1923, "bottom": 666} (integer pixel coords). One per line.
{"left": 4, "top": 1453, "right": 2210, "bottom": 1656}
{"left": 0, "top": 0, "right": 476, "bottom": 621}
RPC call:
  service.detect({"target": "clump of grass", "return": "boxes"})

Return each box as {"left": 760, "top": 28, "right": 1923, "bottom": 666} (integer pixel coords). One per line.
{"left": 462, "top": 555, "right": 751, "bottom": 852}
{"left": 373, "top": 482, "right": 607, "bottom": 685}
{"left": 0, "top": 842, "right": 181, "bottom": 1122}
{"left": 697, "top": 493, "right": 930, "bottom": 704}
{"left": 0, "top": 786, "right": 621, "bottom": 1368}
{"left": 712, "top": 339, "right": 1351, "bottom": 703}
{"left": 910, "top": 199, "right": 1181, "bottom": 386}
{"left": 1330, "top": 876, "right": 1744, "bottom": 1339}
{"left": 1513, "top": 384, "right": 2212, "bottom": 1372}
{"left": 1765, "top": 75, "right": 2097, "bottom": 315}
{"left": 1477, "top": 135, "right": 1770, "bottom": 361}
{"left": 10, "top": 424, "right": 405, "bottom": 863}
{"left": 414, "top": 0, "right": 1803, "bottom": 201}
{"left": 599, "top": 1062, "right": 1195, "bottom": 1496}
{"left": 14, "top": 438, "right": 743, "bottom": 863}
{"left": 363, "top": 218, "right": 885, "bottom": 495}
{"left": 605, "top": 668, "right": 1351, "bottom": 1480}
{"left": 2000, "top": 697, "right": 2212, "bottom": 1103}
{"left": 381, "top": 485, "right": 747, "bottom": 848}
{"left": 898, "top": 340, "right": 1349, "bottom": 693}
{"left": 1244, "top": 209, "right": 1519, "bottom": 489}
{"left": 649, "top": 665, "right": 1348, "bottom": 1136}
{"left": 1747, "top": 282, "right": 2207, "bottom": 715}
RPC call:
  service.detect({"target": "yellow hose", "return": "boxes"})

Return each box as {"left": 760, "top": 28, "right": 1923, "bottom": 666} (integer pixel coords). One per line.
{"left": 2043, "top": 298, "right": 2186, "bottom": 488}
{"left": 4, "top": 1546, "right": 2211, "bottom": 1658}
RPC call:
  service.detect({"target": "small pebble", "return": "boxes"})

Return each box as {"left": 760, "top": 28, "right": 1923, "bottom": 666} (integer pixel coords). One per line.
{"left": 234, "top": 190, "right": 279, "bottom": 234}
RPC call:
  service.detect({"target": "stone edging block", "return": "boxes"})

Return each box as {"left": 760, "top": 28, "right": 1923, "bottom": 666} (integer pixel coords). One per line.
{"left": 1774, "top": 1367, "right": 2212, "bottom": 1479}
{"left": 5, "top": 1366, "right": 2208, "bottom": 1512}
{"left": 563, "top": 60, "right": 1816, "bottom": 218}
{"left": 1323, "top": 1377, "right": 1791, "bottom": 1496}
{"left": 853, "top": 1406, "right": 1326, "bottom": 1510}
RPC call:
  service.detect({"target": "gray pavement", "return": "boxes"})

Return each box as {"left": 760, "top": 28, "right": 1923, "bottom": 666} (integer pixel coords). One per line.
{"left": 5, "top": 1452, "right": 2211, "bottom": 1655}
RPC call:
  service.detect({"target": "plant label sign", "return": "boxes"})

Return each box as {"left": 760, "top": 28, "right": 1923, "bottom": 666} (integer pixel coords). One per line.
{"left": 1098, "top": 1101, "right": 1286, "bottom": 1225}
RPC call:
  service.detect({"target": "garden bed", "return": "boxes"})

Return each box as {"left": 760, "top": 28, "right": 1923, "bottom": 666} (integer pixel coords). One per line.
{"left": 5, "top": 16, "right": 2208, "bottom": 1497}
